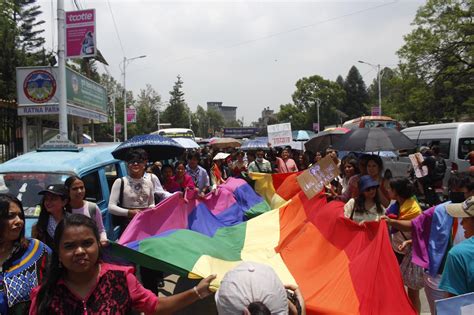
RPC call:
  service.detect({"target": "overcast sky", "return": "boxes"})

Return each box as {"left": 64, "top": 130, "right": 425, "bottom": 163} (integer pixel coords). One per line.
{"left": 37, "top": 0, "right": 424, "bottom": 124}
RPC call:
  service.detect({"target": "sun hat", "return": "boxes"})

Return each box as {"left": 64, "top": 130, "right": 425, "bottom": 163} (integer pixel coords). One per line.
{"left": 215, "top": 261, "right": 289, "bottom": 315}
{"left": 446, "top": 196, "right": 474, "bottom": 218}
{"left": 38, "top": 184, "right": 67, "bottom": 198}
{"left": 213, "top": 152, "right": 230, "bottom": 161}
{"left": 359, "top": 175, "right": 379, "bottom": 192}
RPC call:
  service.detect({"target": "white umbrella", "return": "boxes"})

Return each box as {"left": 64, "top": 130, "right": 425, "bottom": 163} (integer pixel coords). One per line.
{"left": 171, "top": 138, "right": 200, "bottom": 149}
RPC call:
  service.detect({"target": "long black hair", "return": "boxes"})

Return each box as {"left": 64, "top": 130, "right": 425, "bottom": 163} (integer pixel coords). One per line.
{"left": 0, "top": 193, "right": 27, "bottom": 247}
{"left": 36, "top": 214, "right": 102, "bottom": 314}
{"left": 389, "top": 177, "right": 415, "bottom": 200}
{"left": 34, "top": 192, "right": 68, "bottom": 243}
{"left": 354, "top": 187, "right": 384, "bottom": 215}
{"left": 64, "top": 175, "right": 83, "bottom": 214}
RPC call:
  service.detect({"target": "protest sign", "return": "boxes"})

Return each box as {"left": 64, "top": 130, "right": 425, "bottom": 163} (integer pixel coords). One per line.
{"left": 267, "top": 123, "right": 292, "bottom": 147}
{"left": 409, "top": 153, "right": 428, "bottom": 178}
{"left": 297, "top": 155, "right": 340, "bottom": 199}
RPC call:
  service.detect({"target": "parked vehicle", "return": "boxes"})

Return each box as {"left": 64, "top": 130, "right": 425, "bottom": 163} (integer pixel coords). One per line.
{"left": 0, "top": 142, "right": 126, "bottom": 240}
{"left": 342, "top": 116, "right": 402, "bottom": 130}
{"left": 151, "top": 128, "right": 195, "bottom": 140}
{"left": 382, "top": 122, "right": 474, "bottom": 195}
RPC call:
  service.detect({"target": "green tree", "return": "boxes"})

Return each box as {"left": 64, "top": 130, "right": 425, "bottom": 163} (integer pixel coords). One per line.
{"left": 0, "top": 0, "right": 48, "bottom": 99}
{"left": 343, "top": 66, "right": 369, "bottom": 118}
{"left": 276, "top": 103, "right": 306, "bottom": 130}
{"left": 291, "top": 75, "right": 346, "bottom": 129}
{"left": 161, "top": 75, "right": 192, "bottom": 128}
{"left": 135, "top": 84, "right": 160, "bottom": 134}
{"left": 397, "top": 0, "right": 474, "bottom": 120}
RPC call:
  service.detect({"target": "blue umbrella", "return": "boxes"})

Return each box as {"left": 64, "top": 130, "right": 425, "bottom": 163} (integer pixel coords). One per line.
{"left": 112, "top": 134, "right": 185, "bottom": 161}
{"left": 241, "top": 137, "right": 270, "bottom": 151}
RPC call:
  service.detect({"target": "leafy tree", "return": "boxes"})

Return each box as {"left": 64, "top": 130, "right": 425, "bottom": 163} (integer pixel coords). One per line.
{"left": 397, "top": 0, "right": 474, "bottom": 120}
{"left": 336, "top": 75, "right": 345, "bottom": 88}
{"left": 276, "top": 103, "right": 306, "bottom": 130}
{"left": 291, "top": 75, "right": 346, "bottom": 129}
{"left": 161, "top": 75, "right": 192, "bottom": 128}
{"left": 343, "top": 66, "right": 369, "bottom": 118}
{"left": 135, "top": 84, "right": 160, "bottom": 134}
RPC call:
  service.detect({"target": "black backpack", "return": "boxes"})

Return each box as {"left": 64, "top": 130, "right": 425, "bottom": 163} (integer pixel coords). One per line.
{"left": 432, "top": 156, "right": 447, "bottom": 181}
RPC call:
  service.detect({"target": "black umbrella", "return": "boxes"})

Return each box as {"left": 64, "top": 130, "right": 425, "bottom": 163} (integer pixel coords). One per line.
{"left": 304, "top": 127, "right": 350, "bottom": 153}
{"left": 332, "top": 128, "right": 416, "bottom": 152}
{"left": 112, "top": 134, "right": 185, "bottom": 161}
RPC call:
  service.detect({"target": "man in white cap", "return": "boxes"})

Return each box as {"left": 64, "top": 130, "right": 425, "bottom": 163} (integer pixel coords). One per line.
{"left": 439, "top": 196, "right": 474, "bottom": 296}
{"left": 215, "top": 261, "right": 305, "bottom": 315}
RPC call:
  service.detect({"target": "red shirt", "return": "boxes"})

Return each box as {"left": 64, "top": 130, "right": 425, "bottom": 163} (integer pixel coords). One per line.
{"left": 29, "top": 262, "right": 158, "bottom": 315}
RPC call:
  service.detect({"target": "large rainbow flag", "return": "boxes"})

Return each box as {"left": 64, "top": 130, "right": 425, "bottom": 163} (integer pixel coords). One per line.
{"left": 111, "top": 174, "right": 415, "bottom": 314}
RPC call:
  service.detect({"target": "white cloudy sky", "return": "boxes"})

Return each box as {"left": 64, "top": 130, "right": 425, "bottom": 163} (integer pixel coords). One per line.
{"left": 37, "top": 0, "right": 425, "bottom": 124}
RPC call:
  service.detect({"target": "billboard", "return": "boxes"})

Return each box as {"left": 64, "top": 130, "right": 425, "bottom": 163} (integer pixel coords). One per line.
{"left": 16, "top": 66, "right": 108, "bottom": 122}
{"left": 223, "top": 127, "right": 260, "bottom": 138}
{"left": 65, "top": 9, "right": 96, "bottom": 59}
{"left": 127, "top": 108, "right": 137, "bottom": 123}
{"left": 267, "top": 123, "right": 292, "bottom": 147}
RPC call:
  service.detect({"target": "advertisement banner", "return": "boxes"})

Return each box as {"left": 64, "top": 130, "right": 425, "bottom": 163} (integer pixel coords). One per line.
{"left": 66, "top": 68, "right": 107, "bottom": 114}
{"left": 65, "top": 9, "right": 96, "bottom": 59}
{"left": 267, "top": 123, "right": 292, "bottom": 147}
{"left": 127, "top": 108, "right": 137, "bottom": 123}
{"left": 371, "top": 106, "right": 381, "bottom": 116}
{"left": 312, "top": 123, "right": 319, "bottom": 132}
{"left": 223, "top": 127, "right": 260, "bottom": 138}
{"left": 297, "top": 156, "right": 339, "bottom": 200}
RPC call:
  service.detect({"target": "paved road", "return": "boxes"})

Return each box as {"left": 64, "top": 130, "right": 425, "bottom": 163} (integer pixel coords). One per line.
{"left": 159, "top": 274, "right": 432, "bottom": 314}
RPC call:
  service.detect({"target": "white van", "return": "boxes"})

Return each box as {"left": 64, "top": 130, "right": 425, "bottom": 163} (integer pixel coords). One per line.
{"left": 381, "top": 123, "right": 473, "bottom": 196}
{"left": 402, "top": 122, "right": 474, "bottom": 172}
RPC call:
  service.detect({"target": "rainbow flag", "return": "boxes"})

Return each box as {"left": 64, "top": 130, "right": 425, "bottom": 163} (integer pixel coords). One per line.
{"left": 118, "top": 177, "right": 270, "bottom": 245}
{"left": 112, "top": 174, "right": 415, "bottom": 314}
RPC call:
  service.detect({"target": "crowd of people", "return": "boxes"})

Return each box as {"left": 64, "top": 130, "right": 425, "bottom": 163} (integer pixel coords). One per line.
{"left": 1, "top": 141, "right": 474, "bottom": 314}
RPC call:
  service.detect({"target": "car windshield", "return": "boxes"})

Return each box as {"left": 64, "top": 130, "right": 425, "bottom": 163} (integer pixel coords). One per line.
{"left": 364, "top": 120, "right": 398, "bottom": 128}
{"left": 0, "top": 172, "right": 71, "bottom": 217}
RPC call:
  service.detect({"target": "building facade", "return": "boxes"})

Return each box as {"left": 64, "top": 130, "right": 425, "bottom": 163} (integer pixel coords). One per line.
{"left": 207, "top": 101, "right": 237, "bottom": 123}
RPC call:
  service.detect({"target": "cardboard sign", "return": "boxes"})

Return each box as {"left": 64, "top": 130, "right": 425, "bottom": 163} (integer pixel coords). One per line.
{"left": 297, "top": 156, "right": 340, "bottom": 199}
{"left": 267, "top": 123, "right": 292, "bottom": 147}
{"left": 409, "top": 153, "right": 428, "bottom": 178}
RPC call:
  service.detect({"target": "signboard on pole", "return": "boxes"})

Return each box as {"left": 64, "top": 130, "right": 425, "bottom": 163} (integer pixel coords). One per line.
{"left": 127, "top": 108, "right": 137, "bottom": 123}
{"left": 267, "top": 123, "right": 292, "bottom": 147}
{"left": 296, "top": 155, "right": 339, "bottom": 200}
{"left": 371, "top": 106, "right": 381, "bottom": 116}
{"left": 65, "top": 9, "right": 96, "bottom": 59}
{"left": 312, "top": 123, "right": 319, "bottom": 132}
{"left": 16, "top": 66, "right": 108, "bottom": 122}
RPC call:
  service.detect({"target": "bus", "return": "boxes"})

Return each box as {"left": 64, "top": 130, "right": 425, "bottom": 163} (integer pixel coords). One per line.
{"left": 151, "top": 128, "right": 195, "bottom": 139}
{"left": 342, "top": 116, "right": 401, "bottom": 130}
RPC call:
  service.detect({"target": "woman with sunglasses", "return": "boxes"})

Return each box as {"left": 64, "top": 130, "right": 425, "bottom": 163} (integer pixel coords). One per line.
{"left": 344, "top": 175, "right": 385, "bottom": 224}
{"left": 108, "top": 148, "right": 155, "bottom": 224}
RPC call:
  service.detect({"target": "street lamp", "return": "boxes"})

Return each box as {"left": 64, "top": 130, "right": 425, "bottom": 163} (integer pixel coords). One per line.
{"left": 121, "top": 55, "right": 147, "bottom": 140}
{"left": 358, "top": 60, "right": 382, "bottom": 115}
{"left": 316, "top": 99, "right": 321, "bottom": 132}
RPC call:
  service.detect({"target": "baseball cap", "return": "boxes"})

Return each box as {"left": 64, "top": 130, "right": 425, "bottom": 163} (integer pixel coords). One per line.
{"left": 38, "top": 184, "right": 67, "bottom": 198}
{"left": 446, "top": 196, "right": 474, "bottom": 218}
{"left": 215, "top": 261, "right": 289, "bottom": 315}
{"left": 359, "top": 175, "right": 379, "bottom": 192}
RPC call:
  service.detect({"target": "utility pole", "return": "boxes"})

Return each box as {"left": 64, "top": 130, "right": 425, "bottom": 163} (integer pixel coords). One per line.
{"left": 112, "top": 90, "right": 116, "bottom": 142}
{"left": 57, "top": 0, "right": 68, "bottom": 138}
{"left": 316, "top": 99, "right": 321, "bottom": 132}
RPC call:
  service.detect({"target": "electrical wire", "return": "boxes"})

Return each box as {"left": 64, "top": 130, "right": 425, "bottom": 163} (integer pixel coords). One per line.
{"left": 162, "top": 0, "right": 399, "bottom": 64}
{"left": 106, "top": 0, "right": 126, "bottom": 57}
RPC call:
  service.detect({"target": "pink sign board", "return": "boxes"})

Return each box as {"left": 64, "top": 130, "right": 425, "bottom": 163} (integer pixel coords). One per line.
{"left": 65, "top": 9, "right": 96, "bottom": 59}
{"left": 127, "top": 108, "right": 137, "bottom": 123}
{"left": 115, "top": 123, "right": 122, "bottom": 133}
{"left": 312, "top": 122, "right": 319, "bottom": 132}
{"left": 371, "top": 106, "right": 381, "bottom": 116}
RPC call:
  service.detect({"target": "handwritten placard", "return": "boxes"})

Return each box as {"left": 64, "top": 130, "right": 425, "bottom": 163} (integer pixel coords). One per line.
{"left": 409, "top": 153, "right": 428, "bottom": 178}
{"left": 267, "top": 123, "right": 292, "bottom": 147}
{"left": 296, "top": 156, "right": 340, "bottom": 199}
